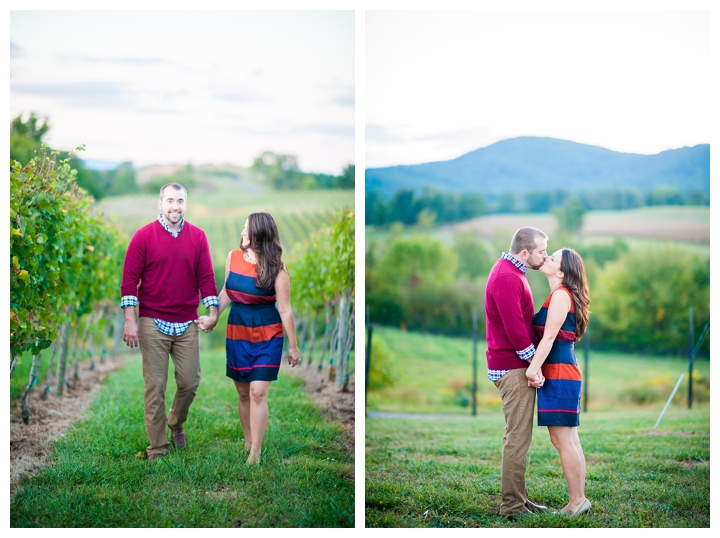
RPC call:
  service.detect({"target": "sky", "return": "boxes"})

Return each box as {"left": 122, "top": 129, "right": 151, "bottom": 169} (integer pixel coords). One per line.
{"left": 366, "top": 9, "right": 712, "bottom": 168}
{"left": 9, "top": 10, "right": 354, "bottom": 174}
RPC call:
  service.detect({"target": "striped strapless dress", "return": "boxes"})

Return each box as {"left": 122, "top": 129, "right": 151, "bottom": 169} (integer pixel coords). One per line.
{"left": 532, "top": 286, "right": 582, "bottom": 427}
{"left": 224, "top": 249, "right": 284, "bottom": 382}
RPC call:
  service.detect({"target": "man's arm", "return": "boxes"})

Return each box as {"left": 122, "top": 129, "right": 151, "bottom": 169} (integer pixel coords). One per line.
{"left": 120, "top": 232, "right": 144, "bottom": 347}
{"left": 122, "top": 300, "right": 139, "bottom": 348}
{"left": 494, "top": 275, "right": 536, "bottom": 361}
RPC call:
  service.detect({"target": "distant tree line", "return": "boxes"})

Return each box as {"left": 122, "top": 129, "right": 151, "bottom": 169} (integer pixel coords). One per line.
{"left": 251, "top": 151, "right": 354, "bottom": 190}
{"left": 366, "top": 187, "right": 487, "bottom": 227}
{"left": 12, "top": 114, "right": 353, "bottom": 201}
{"left": 10, "top": 113, "right": 138, "bottom": 200}
{"left": 366, "top": 232, "right": 709, "bottom": 356}
{"left": 366, "top": 184, "right": 709, "bottom": 226}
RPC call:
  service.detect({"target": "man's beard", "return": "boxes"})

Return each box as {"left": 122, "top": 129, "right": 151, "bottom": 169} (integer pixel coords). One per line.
{"left": 527, "top": 260, "right": 545, "bottom": 271}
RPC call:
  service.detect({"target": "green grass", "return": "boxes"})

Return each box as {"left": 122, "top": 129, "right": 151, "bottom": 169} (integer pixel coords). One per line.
{"left": 365, "top": 407, "right": 710, "bottom": 527}
{"left": 11, "top": 349, "right": 354, "bottom": 528}
{"left": 367, "top": 326, "right": 710, "bottom": 414}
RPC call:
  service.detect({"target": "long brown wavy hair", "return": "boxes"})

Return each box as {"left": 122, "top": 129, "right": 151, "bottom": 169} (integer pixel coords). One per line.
{"left": 241, "top": 212, "right": 285, "bottom": 290}
{"left": 560, "top": 248, "right": 590, "bottom": 339}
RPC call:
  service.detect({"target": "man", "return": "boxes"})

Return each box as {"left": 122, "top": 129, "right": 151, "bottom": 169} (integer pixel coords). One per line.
{"left": 485, "top": 226, "right": 548, "bottom": 517}
{"left": 121, "top": 183, "right": 219, "bottom": 461}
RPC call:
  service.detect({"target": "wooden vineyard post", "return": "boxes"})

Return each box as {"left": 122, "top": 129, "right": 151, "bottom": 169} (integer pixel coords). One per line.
{"left": 112, "top": 307, "right": 124, "bottom": 358}
{"left": 335, "top": 290, "right": 351, "bottom": 388}
{"left": 55, "top": 316, "right": 72, "bottom": 396}
{"left": 688, "top": 306, "right": 694, "bottom": 409}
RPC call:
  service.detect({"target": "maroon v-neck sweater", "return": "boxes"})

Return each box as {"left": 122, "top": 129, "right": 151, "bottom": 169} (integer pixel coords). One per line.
{"left": 121, "top": 220, "right": 217, "bottom": 322}
{"left": 484, "top": 258, "right": 539, "bottom": 370}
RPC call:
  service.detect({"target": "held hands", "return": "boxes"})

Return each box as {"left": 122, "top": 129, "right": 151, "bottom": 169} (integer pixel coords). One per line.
{"left": 526, "top": 368, "right": 545, "bottom": 388}
{"left": 194, "top": 315, "right": 218, "bottom": 333}
{"left": 287, "top": 346, "right": 301, "bottom": 368}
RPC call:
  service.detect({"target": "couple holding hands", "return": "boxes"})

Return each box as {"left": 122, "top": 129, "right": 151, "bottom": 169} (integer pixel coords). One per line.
{"left": 486, "top": 226, "right": 591, "bottom": 518}
{"left": 121, "top": 182, "right": 300, "bottom": 465}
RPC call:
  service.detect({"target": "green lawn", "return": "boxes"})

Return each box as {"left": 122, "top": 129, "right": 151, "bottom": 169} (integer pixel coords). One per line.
{"left": 11, "top": 349, "right": 354, "bottom": 528}
{"left": 367, "top": 327, "right": 709, "bottom": 414}
{"left": 365, "top": 407, "right": 710, "bottom": 527}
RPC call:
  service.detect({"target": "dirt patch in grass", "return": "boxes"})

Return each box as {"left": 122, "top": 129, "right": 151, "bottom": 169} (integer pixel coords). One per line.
{"left": 9, "top": 355, "right": 129, "bottom": 498}
{"left": 283, "top": 361, "right": 355, "bottom": 459}
{"left": 681, "top": 458, "right": 710, "bottom": 468}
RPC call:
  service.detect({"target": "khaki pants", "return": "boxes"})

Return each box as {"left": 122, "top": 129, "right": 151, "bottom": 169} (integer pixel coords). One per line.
{"left": 138, "top": 317, "right": 201, "bottom": 456}
{"left": 493, "top": 368, "right": 536, "bottom": 516}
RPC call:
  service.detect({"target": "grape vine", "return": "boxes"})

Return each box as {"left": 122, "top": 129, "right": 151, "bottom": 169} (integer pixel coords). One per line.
{"left": 10, "top": 146, "right": 126, "bottom": 400}
{"left": 291, "top": 208, "right": 355, "bottom": 389}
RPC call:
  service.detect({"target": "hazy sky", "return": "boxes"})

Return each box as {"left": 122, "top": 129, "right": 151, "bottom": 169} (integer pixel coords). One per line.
{"left": 9, "top": 10, "right": 354, "bottom": 174}
{"left": 366, "top": 10, "right": 711, "bottom": 168}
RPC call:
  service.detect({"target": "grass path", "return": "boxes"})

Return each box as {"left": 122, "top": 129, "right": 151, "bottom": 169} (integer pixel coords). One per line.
{"left": 365, "top": 407, "right": 709, "bottom": 528}
{"left": 11, "top": 350, "right": 354, "bottom": 528}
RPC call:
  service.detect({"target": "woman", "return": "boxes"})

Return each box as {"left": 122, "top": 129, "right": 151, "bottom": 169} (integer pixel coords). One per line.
{"left": 526, "top": 248, "right": 591, "bottom": 516}
{"left": 200, "top": 212, "right": 300, "bottom": 464}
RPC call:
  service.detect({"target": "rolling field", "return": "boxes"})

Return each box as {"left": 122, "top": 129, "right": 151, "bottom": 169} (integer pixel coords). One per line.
{"left": 449, "top": 205, "right": 710, "bottom": 244}
{"left": 365, "top": 299, "right": 710, "bottom": 529}
{"left": 96, "top": 177, "right": 354, "bottom": 266}
{"left": 367, "top": 206, "right": 710, "bottom": 259}
{"left": 366, "top": 327, "right": 709, "bottom": 415}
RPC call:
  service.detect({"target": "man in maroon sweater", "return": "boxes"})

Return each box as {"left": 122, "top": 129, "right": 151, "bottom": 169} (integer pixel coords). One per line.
{"left": 485, "top": 226, "right": 548, "bottom": 517}
{"left": 121, "top": 183, "right": 219, "bottom": 460}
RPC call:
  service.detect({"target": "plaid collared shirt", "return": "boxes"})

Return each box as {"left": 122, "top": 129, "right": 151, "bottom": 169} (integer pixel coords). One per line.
{"left": 487, "top": 252, "right": 535, "bottom": 381}
{"left": 120, "top": 214, "right": 219, "bottom": 336}
{"left": 157, "top": 213, "right": 184, "bottom": 238}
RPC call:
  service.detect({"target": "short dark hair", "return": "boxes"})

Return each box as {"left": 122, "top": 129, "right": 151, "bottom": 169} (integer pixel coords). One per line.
{"left": 509, "top": 226, "right": 547, "bottom": 255}
{"left": 159, "top": 183, "right": 187, "bottom": 200}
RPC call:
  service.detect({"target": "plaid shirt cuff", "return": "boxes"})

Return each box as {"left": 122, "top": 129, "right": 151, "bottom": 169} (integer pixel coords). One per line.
{"left": 203, "top": 296, "right": 220, "bottom": 309}
{"left": 488, "top": 369, "right": 510, "bottom": 381}
{"left": 120, "top": 296, "right": 138, "bottom": 309}
{"left": 516, "top": 344, "right": 536, "bottom": 361}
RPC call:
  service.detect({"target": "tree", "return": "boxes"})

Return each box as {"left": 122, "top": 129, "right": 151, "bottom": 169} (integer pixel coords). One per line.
{"left": 552, "top": 197, "right": 585, "bottom": 235}
{"left": 646, "top": 185, "right": 685, "bottom": 206}
{"left": 339, "top": 164, "right": 355, "bottom": 189}
{"left": 10, "top": 113, "right": 50, "bottom": 165}
{"left": 591, "top": 244, "right": 709, "bottom": 354}
{"left": 453, "top": 232, "right": 493, "bottom": 281}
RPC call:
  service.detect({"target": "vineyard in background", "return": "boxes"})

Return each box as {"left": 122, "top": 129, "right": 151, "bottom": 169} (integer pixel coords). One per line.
{"left": 11, "top": 158, "right": 356, "bottom": 417}
{"left": 10, "top": 147, "right": 127, "bottom": 421}
{"left": 198, "top": 208, "right": 356, "bottom": 391}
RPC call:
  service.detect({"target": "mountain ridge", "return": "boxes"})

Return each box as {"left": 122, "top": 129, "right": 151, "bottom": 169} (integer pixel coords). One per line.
{"left": 365, "top": 136, "right": 710, "bottom": 199}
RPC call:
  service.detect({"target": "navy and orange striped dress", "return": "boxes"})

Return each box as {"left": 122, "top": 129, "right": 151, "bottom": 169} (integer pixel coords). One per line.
{"left": 532, "top": 286, "right": 583, "bottom": 427}
{"left": 224, "top": 249, "right": 284, "bottom": 382}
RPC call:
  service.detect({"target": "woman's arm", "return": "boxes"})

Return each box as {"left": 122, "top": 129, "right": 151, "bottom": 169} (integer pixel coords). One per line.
{"left": 217, "top": 251, "right": 232, "bottom": 317}
{"left": 275, "top": 267, "right": 301, "bottom": 366}
{"left": 196, "top": 251, "right": 232, "bottom": 331}
{"left": 526, "top": 289, "right": 571, "bottom": 382}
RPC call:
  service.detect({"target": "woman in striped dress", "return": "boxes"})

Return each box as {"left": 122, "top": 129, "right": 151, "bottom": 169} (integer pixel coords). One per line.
{"left": 200, "top": 212, "right": 300, "bottom": 465}
{"left": 526, "top": 248, "right": 591, "bottom": 516}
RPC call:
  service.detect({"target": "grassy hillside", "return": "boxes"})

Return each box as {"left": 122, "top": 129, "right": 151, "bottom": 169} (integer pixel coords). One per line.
{"left": 366, "top": 327, "right": 709, "bottom": 414}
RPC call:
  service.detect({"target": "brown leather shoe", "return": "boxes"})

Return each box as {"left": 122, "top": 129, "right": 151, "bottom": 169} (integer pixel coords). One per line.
{"left": 503, "top": 508, "right": 532, "bottom": 521}
{"left": 147, "top": 453, "right": 165, "bottom": 461}
{"left": 525, "top": 499, "right": 548, "bottom": 512}
{"left": 170, "top": 426, "right": 187, "bottom": 448}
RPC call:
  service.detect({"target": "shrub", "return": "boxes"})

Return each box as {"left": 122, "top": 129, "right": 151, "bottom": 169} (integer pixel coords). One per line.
{"left": 590, "top": 244, "right": 709, "bottom": 355}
